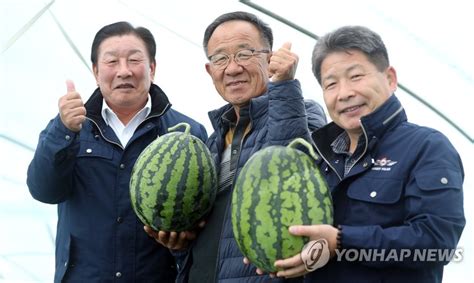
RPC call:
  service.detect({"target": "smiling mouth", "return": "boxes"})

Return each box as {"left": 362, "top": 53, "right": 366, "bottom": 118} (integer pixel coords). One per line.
{"left": 115, "top": 83, "right": 134, "bottom": 89}
{"left": 341, "top": 105, "right": 362, "bottom": 113}
{"left": 226, "top": 80, "right": 246, "bottom": 87}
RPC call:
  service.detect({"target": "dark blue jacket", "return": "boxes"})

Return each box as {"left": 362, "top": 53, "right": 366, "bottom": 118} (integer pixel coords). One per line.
{"left": 309, "top": 94, "right": 465, "bottom": 283}
{"left": 27, "top": 84, "right": 207, "bottom": 282}
{"left": 183, "top": 80, "right": 327, "bottom": 283}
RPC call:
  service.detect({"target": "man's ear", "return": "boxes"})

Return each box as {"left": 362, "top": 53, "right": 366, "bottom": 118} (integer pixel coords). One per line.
{"left": 205, "top": 63, "right": 212, "bottom": 76}
{"left": 150, "top": 61, "right": 156, "bottom": 82}
{"left": 386, "top": 66, "right": 398, "bottom": 93}
{"left": 93, "top": 64, "right": 99, "bottom": 85}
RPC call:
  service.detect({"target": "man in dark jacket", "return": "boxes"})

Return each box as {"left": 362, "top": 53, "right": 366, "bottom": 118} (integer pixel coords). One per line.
{"left": 26, "top": 21, "right": 207, "bottom": 282}
{"left": 271, "top": 25, "right": 465, "bottom": 283}
{"left": 147, "top": 11, "right": 327, "bottom": 282}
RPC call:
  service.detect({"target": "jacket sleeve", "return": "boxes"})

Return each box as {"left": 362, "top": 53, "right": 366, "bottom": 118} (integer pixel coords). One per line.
{"left": 190, "top": 123, "right": 208, "bottom": 143}
{"left": 339, "top": 132, "right": 465, "bottom": 268}
{"left": 26, "top": 115, "right": 80, "bottom": 204}
{"left": 266, "top": 79, "right": 319, "bottom": 146}
{"left": 304, "top": 99, "right": 327, "bottom": 132}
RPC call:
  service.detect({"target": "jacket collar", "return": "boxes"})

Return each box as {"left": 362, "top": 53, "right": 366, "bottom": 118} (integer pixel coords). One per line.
{"left": 208, "top": 91, "right": 269, "bottom": 132}
{"left": 84, "top": 83, "right": 171, "bottom": 125}
{"left": 313, "top": 94, "right": 406, "bottom": 160}
{"left": 360, "top": 94, "right": 406, "bottom": 139}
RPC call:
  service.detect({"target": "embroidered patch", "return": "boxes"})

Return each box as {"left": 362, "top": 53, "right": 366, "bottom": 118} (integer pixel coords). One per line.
{"left": 371, "top": 157, "right": 398, "bottom": 171}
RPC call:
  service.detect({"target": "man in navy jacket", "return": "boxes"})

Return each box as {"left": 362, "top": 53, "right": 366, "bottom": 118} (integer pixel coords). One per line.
{"left": 147, "top": 11, "right": 327, "bottom": 282}
{"left": 272, "top": 25, "right": 465, "bottom": 283}
{"left": 26, "top": 21, "right": 207, "bottom": 282}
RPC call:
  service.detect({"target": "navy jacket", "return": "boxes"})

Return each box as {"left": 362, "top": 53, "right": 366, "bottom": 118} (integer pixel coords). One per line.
{"left": 183, "top": 80, "right": 327, "bottom": 283}
{"left": 27, "top": 84, "right": 207, "bottom": 282}
{"left": 309, "top": 94, "right": 465, "bottom": 283}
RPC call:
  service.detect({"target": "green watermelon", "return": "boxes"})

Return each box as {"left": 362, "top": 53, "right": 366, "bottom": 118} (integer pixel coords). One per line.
{"left": 130, "top": 122, "right": 217, "bottom": 232}
{"left": 232, "top": 138, "right": 333, "bottom": 272}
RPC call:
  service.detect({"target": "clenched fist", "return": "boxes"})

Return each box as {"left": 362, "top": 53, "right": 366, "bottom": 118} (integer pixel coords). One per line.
{"left": 58, "top": 80, "right": 86, "bottom": 132}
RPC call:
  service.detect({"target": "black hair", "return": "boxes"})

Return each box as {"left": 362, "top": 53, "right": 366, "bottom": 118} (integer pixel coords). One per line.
{"left": 90, "top": 21, "right": 156, "bottom": 64}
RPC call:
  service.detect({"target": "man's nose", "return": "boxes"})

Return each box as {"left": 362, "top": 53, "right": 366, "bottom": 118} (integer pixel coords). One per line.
{"left": 338, "top": 80, "right": 355, "bottom": 100}
{"left": 224, "top": 55, "right": 243, "bottom": 74}
{"left": 117, "top": 60, "right": 132, "bottom": 77}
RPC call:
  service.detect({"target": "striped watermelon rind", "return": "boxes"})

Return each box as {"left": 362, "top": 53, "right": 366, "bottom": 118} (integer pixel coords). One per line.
{"left": 232, "top": 138, "right": 333, "bottom": 272}
{"left": 130, "top": 122, "right": 217, "bottom": 232}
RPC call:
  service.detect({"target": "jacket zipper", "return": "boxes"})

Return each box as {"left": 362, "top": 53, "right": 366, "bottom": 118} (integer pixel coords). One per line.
{"left": 212, "top": 121, "right": 252, "bottom": 282}
{"left": 345, "top": 123, "right": 370, "bottom": 175}
{"left": 85, "top": 117, "right": 124, "bottom": 149}
{"left": 314, "top": 123, "right": 369, "bottom": 181}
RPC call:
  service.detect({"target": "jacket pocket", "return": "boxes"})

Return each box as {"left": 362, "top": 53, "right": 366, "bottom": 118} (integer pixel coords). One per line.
{"left": 415, "top": 168, "right": 462, "bottom": 191}
{"left": 347, "top": 177, "right": 403, "bottom": 204}
{"left": 75, "top": 141, "right": 115, "bottom": 196}
{"left": 77, "top": 141, "right": 114, "bottom": 159}
{"left": 343, "top": 177, "right": 404, "bottom": 226}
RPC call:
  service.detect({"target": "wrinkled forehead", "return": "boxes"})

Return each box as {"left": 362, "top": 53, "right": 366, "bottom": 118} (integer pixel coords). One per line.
{"left": 98, "top": 34, "right": 148, "bottom": 56}
{"left": 207, "top": 20, "right": 265, "bottom": 53}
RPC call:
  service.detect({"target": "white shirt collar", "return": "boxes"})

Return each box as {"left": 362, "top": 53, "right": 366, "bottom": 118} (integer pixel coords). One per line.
{"left": 101, "top": 94, "right": 152, "bottom": 147}
{"left": 101, "top": 94, "right": 152, "bottom": 126}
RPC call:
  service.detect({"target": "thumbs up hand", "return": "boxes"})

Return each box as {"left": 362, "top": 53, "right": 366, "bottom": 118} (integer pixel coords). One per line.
{"left": 268, "top": 42, "right": 299, "bottom": 82}
{"left": 58, "top": 80, "right": 86, "bottom": 132}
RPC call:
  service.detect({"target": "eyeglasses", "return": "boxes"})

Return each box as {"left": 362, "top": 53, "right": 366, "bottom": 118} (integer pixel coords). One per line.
{"left": 208, "top": 48, "right": 270, "bottom": 69}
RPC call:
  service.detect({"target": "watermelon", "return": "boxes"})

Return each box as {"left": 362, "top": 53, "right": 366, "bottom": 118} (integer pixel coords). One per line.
{"left": 130, "top": 122, "right": 217, "bottom": 232}
{"left": 232, "top": 138, "right": 333, "bottom": 272}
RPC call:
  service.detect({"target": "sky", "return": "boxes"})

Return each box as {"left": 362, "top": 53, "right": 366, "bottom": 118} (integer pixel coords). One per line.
{"left": 1, "top": 0, "right": 472, "bottom": 281}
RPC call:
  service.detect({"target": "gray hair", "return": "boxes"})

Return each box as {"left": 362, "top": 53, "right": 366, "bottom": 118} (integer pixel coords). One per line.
{"left": 203, "top": 11, "right": 273, "bottom": 57}
{"left": 311, "top": 25, "right": 389, "bottom": 85}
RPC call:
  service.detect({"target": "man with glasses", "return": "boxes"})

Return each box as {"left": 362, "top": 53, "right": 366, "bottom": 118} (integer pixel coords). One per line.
{"left": 146, "top": 11, "right": 326, "bottom": 282}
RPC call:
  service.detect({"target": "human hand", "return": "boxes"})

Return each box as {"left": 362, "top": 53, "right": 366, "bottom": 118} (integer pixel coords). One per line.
{"left": 268, "top": 42, "right": 299, "bottom": 82}
{"left": 143, "top": 220, "right": 205, "bottom": 251}
{"left": 273, "top": 224, "right": 337, "bottom": 278}
{"left": 58, "top": 80, "right": 86, "bottom": 132}
{"left": 243, "top": 257, "right": 277, "bottom": 278}
{"left": 243, "top": 254, "right": 307, "bottom": 278}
